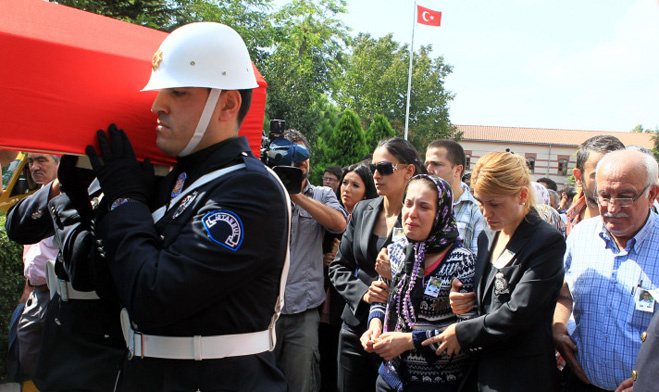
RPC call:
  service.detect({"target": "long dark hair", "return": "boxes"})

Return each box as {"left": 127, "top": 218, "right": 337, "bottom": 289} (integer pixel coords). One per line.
{"left": 338, "top": 163, "right": 378, "bottom": 205}
{"left": 376, "top": 137, "right": 426, "bottom": 175}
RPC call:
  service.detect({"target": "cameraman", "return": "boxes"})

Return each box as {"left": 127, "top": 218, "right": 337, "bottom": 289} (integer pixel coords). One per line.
{"left": 274, "top": 129, "right": 348, "bottom": 391}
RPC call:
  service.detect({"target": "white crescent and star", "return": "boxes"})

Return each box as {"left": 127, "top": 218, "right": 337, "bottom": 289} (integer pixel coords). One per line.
{"left": 422, "top": 11, "right": 433, "bottom": 21}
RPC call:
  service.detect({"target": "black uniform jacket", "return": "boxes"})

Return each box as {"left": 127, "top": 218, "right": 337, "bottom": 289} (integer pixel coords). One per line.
{"left": 97, "top": 137, "right": 288, "bottom": 392}
{"left": 329, "top": 197, "right": 395, "bottom": 331}
{"left": 6, "top": 182, "right": 125, "bottom": 391}
{"left": 455, "top": 209, "right": 565, "bottom": 392}
{"left": 634, "top": 309, "right": 659, "bottom": 391}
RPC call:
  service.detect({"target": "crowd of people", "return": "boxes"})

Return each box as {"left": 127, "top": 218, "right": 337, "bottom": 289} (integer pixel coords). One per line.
{"left": 3, "top": 21, "right": 658, "bottom": 392}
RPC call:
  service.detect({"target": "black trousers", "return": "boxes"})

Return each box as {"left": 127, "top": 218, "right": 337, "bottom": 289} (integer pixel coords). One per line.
{"left": 337, "top": 324, "right": 381, "bottom": 392}
{"left": 563, "top": 370, "right": 613, "bottom": 392}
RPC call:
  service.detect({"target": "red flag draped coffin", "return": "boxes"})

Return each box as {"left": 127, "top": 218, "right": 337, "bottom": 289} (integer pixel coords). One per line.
{"left": 0, "top": 0, "right": 266, "bottom": 165}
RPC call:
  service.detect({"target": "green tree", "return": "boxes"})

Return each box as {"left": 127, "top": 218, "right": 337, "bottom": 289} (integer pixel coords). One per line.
{"left": 320, "top": 109, "right": 368, "bottom": 171}
{"left": 0, "top": 212, "right": 25, "bottom": 382}
{"left": 52, "top": 0, "right": 185, "bottom": 30}
{"left": 171, "top": 0, "right": 277, "bottom": 64}
{"left": 308, "top": 96, "right": 341, "bottom": 184}
{"left": 365, "top": 114, "right": 397, "bottom": 153}
{"left": 51, "top": 0, "right": 277, "bottom": 63}
{"left": 263, "top": 0, "right": 350, "bottom": 154}
{"left": 336, "top": 33, "right": 458, "bottom": 152}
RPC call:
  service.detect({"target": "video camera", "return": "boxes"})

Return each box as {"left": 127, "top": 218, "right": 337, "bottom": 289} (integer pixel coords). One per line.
{"left": 260, "top": 119, "right": 310, "bottom": 194}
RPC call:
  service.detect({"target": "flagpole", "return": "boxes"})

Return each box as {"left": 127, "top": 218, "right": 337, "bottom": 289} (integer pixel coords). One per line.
{"left": 404, "top": 0, "right": 417, "bottom": 141}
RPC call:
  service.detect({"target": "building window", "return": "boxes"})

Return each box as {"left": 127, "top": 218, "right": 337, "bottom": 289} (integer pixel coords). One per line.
{"left": 526, "top": 157, "right": 536, "bottom": 174}
{"left": 465, "top": 155, "right": 471, "bottom": 170}
{"left": 558, "top": 159, "right": 568, "bottom": 176}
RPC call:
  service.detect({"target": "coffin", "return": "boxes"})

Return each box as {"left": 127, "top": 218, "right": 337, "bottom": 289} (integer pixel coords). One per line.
{"left": 0, "top": 0, "right": 267, "bottom": 166}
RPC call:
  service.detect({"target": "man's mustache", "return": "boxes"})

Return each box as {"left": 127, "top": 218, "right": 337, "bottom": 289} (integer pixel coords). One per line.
{"left": 603, "top": 212, "right": 629, "bottom": 218}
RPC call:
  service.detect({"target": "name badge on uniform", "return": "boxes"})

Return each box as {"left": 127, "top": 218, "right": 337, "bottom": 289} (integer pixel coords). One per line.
{"left": 493, "top": 249, "right": 516, "bottom": 269}
{"left": 494, "top": 272, "right": 510, "bottom": 296}
{"left": 392, "top": 227, "right": 405, "bottom": 242}
{"left": 424, "top": 278, "right": 441, "bottom": 297}
{"left": 172, "top": 192, "right": 198, "bottom": 219}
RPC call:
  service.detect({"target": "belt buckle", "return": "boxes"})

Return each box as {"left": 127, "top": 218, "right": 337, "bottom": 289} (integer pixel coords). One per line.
{"left": 127, "top": 329, "right": 145, "bottom": 360}
{"left": 57, "top": 279, "right": 69, "bottom": 301}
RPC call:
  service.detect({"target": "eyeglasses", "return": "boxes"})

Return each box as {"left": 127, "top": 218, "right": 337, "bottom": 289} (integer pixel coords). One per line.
{"left": 322, "top": 177, "right": 338, "bottom": 183}
{"left": 596, "top": 184, "right": 650, "bottom": 208}
{"left": 369, "top": 161, "right": 409, "bottom": 176}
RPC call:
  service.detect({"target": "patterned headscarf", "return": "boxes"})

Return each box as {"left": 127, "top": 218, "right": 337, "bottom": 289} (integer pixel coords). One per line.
{"left": 386, "top": 174, "right": 461, "bottom": 331}
{"left": 532, "top": 182, "right": 550, "bottom": 205}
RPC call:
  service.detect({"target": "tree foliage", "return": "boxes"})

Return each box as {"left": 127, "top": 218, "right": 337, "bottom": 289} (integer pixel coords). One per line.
{"left": 319, "top": 109, "right": 368, "bottom": 171}
{"left": 365, "top": 114, "right": 397, "bottom": 153}
{"left": 335, "top": 33, "right": 458, "bottom": 152}
{"left": 263, "top": 0, "right": 351, "bottom": 154}
{"left": 52, "top": 0, "right": 184, "bottom": 30}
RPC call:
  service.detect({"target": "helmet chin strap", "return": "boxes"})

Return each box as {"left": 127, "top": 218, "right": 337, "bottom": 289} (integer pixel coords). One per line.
{"left": 178, "top": 88, "right": 222, "bottom": 157}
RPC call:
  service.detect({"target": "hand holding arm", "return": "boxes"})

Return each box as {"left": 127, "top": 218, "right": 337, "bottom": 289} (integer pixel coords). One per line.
{"left": 449, "top": 278, "right": 476, "bottom": 315}
{"left": 373, "top": 332, "right": 414, "bottom": 361}
{"left": 553, "top": 282, "right": 590, "bottom": 384}
{"left": 422, "top": 323, "right": 462, "bottom": 356}
{"left": 375, "top": 247, "right": 392, "bottom": 280}
{"left": 362, "top": 280, "right": 390, "bottom": 304}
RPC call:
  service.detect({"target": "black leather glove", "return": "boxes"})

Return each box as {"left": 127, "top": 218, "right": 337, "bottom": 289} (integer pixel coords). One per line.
{"left": 85, "top": 124, "right": 155, "bottom": 207}
{"left": 57, "top": 155, "right": 95, "bottom": 226}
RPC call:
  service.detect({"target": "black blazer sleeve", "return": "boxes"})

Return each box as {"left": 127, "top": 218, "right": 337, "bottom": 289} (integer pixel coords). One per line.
{"left": 455, "top": 216, "right": 565, "bottom": 349}
{"left": 5, "top": 183, "right": 55, "bottom": 244}
{"left": 328, "top": 198, "right": 381, "bottom": 327}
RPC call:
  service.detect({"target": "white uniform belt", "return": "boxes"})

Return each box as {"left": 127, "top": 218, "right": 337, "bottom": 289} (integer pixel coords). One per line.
{"left": 120, "top": 309, "right": 274, "bottom": 360}
{"left": 45, "top": 259, "right": 100, "bottom": 301}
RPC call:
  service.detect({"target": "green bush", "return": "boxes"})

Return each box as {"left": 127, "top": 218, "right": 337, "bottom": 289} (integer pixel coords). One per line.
{"left": 0, "top": 211, "right": 25, "bottom": 382}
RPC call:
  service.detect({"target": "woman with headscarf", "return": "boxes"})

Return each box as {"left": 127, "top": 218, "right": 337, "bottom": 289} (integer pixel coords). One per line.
{"left": 531, "top": 182, "right": 567, "bottom": 237}
{"left": 330, "top": 138, "right": 426, "bottom": 392}
{"left": 360, "top": 175, "right": 475, "bottom": 392}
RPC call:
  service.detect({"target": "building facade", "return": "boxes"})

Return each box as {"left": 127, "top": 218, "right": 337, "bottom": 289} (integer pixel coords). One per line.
{"left": 457, "top": 125, "right": 654, "bottom": 189}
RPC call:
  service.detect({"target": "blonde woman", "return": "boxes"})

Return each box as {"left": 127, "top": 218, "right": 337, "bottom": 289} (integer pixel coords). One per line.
{"left": 423, "top": 151, "right": 565, "bottom": 392}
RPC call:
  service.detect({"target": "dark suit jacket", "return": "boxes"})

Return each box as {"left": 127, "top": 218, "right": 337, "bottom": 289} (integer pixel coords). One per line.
{"left": 634, "top": 309, "right": 659, "bottom": 391}
{"left": 329, "top": 197, "right": 393, "bottom": 331}
{"left": 456, "top": 209, "right": 565, "bottom": 392}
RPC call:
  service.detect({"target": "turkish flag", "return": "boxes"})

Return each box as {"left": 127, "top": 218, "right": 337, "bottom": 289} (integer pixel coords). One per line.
{"left": 417, "top": 5, "right": 441, "bottom": 26}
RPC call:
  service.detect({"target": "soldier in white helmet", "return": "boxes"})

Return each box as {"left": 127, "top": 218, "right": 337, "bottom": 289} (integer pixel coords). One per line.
{"left": 86, "top": 22, "right": 289, "bottom": 391}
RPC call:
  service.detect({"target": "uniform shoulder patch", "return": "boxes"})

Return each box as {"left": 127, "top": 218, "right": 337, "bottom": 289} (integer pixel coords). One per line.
{"left": 202, "top": 210, "right": 244, "bottom": 251}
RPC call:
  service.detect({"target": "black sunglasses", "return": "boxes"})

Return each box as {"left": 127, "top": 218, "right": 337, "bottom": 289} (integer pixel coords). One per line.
{"left": 369, "top": 161, "right": 409, "bottom": 176}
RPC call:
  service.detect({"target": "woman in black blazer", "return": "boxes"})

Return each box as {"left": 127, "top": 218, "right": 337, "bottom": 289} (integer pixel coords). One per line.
{"left": 423, "top": 151, "right": 565, "bottom": 392}
{"left": 329, "top": 138, "right": 425, "bottom": 392}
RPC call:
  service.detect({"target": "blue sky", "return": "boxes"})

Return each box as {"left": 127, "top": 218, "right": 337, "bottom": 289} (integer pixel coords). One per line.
{"left": 295, "top": 0, "right": 659, "bottom": 132}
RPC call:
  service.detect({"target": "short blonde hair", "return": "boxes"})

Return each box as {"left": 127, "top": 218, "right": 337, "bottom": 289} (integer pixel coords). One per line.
{"left": 472, "top": 151, "right": 536, "bottom": 213}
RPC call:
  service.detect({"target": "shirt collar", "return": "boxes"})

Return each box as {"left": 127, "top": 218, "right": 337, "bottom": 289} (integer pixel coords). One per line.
{"left": 455, "top": 182, "right": 476, "bottom": 206}
{"left": 598, "top": 209, "right": 656, "bottom": 252}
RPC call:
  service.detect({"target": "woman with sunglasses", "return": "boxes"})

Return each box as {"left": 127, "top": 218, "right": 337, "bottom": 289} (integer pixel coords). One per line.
{"left": 321, "top": 163, "right": 378, "bottom": 392}
{"left": 361, "top": 175, "right": 475, "bottom": 392}
{"left": 422, "top": 152, "right": 565, "bottom": 392}
{"left": 330, "top": 138, "right": 425, "bottom": 392}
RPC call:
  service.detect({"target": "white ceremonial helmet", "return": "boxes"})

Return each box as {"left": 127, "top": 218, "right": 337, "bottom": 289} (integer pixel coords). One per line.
{"left": 143, "top": 22, "right": 258, "bottom": 156}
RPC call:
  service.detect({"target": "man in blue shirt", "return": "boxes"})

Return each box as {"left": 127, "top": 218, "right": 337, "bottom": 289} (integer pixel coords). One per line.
{"left": 554, "top": 149, "right": 659, "bottom": 391}
{"left": 275, "top": 129, "right": 348, "bottom": 391}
